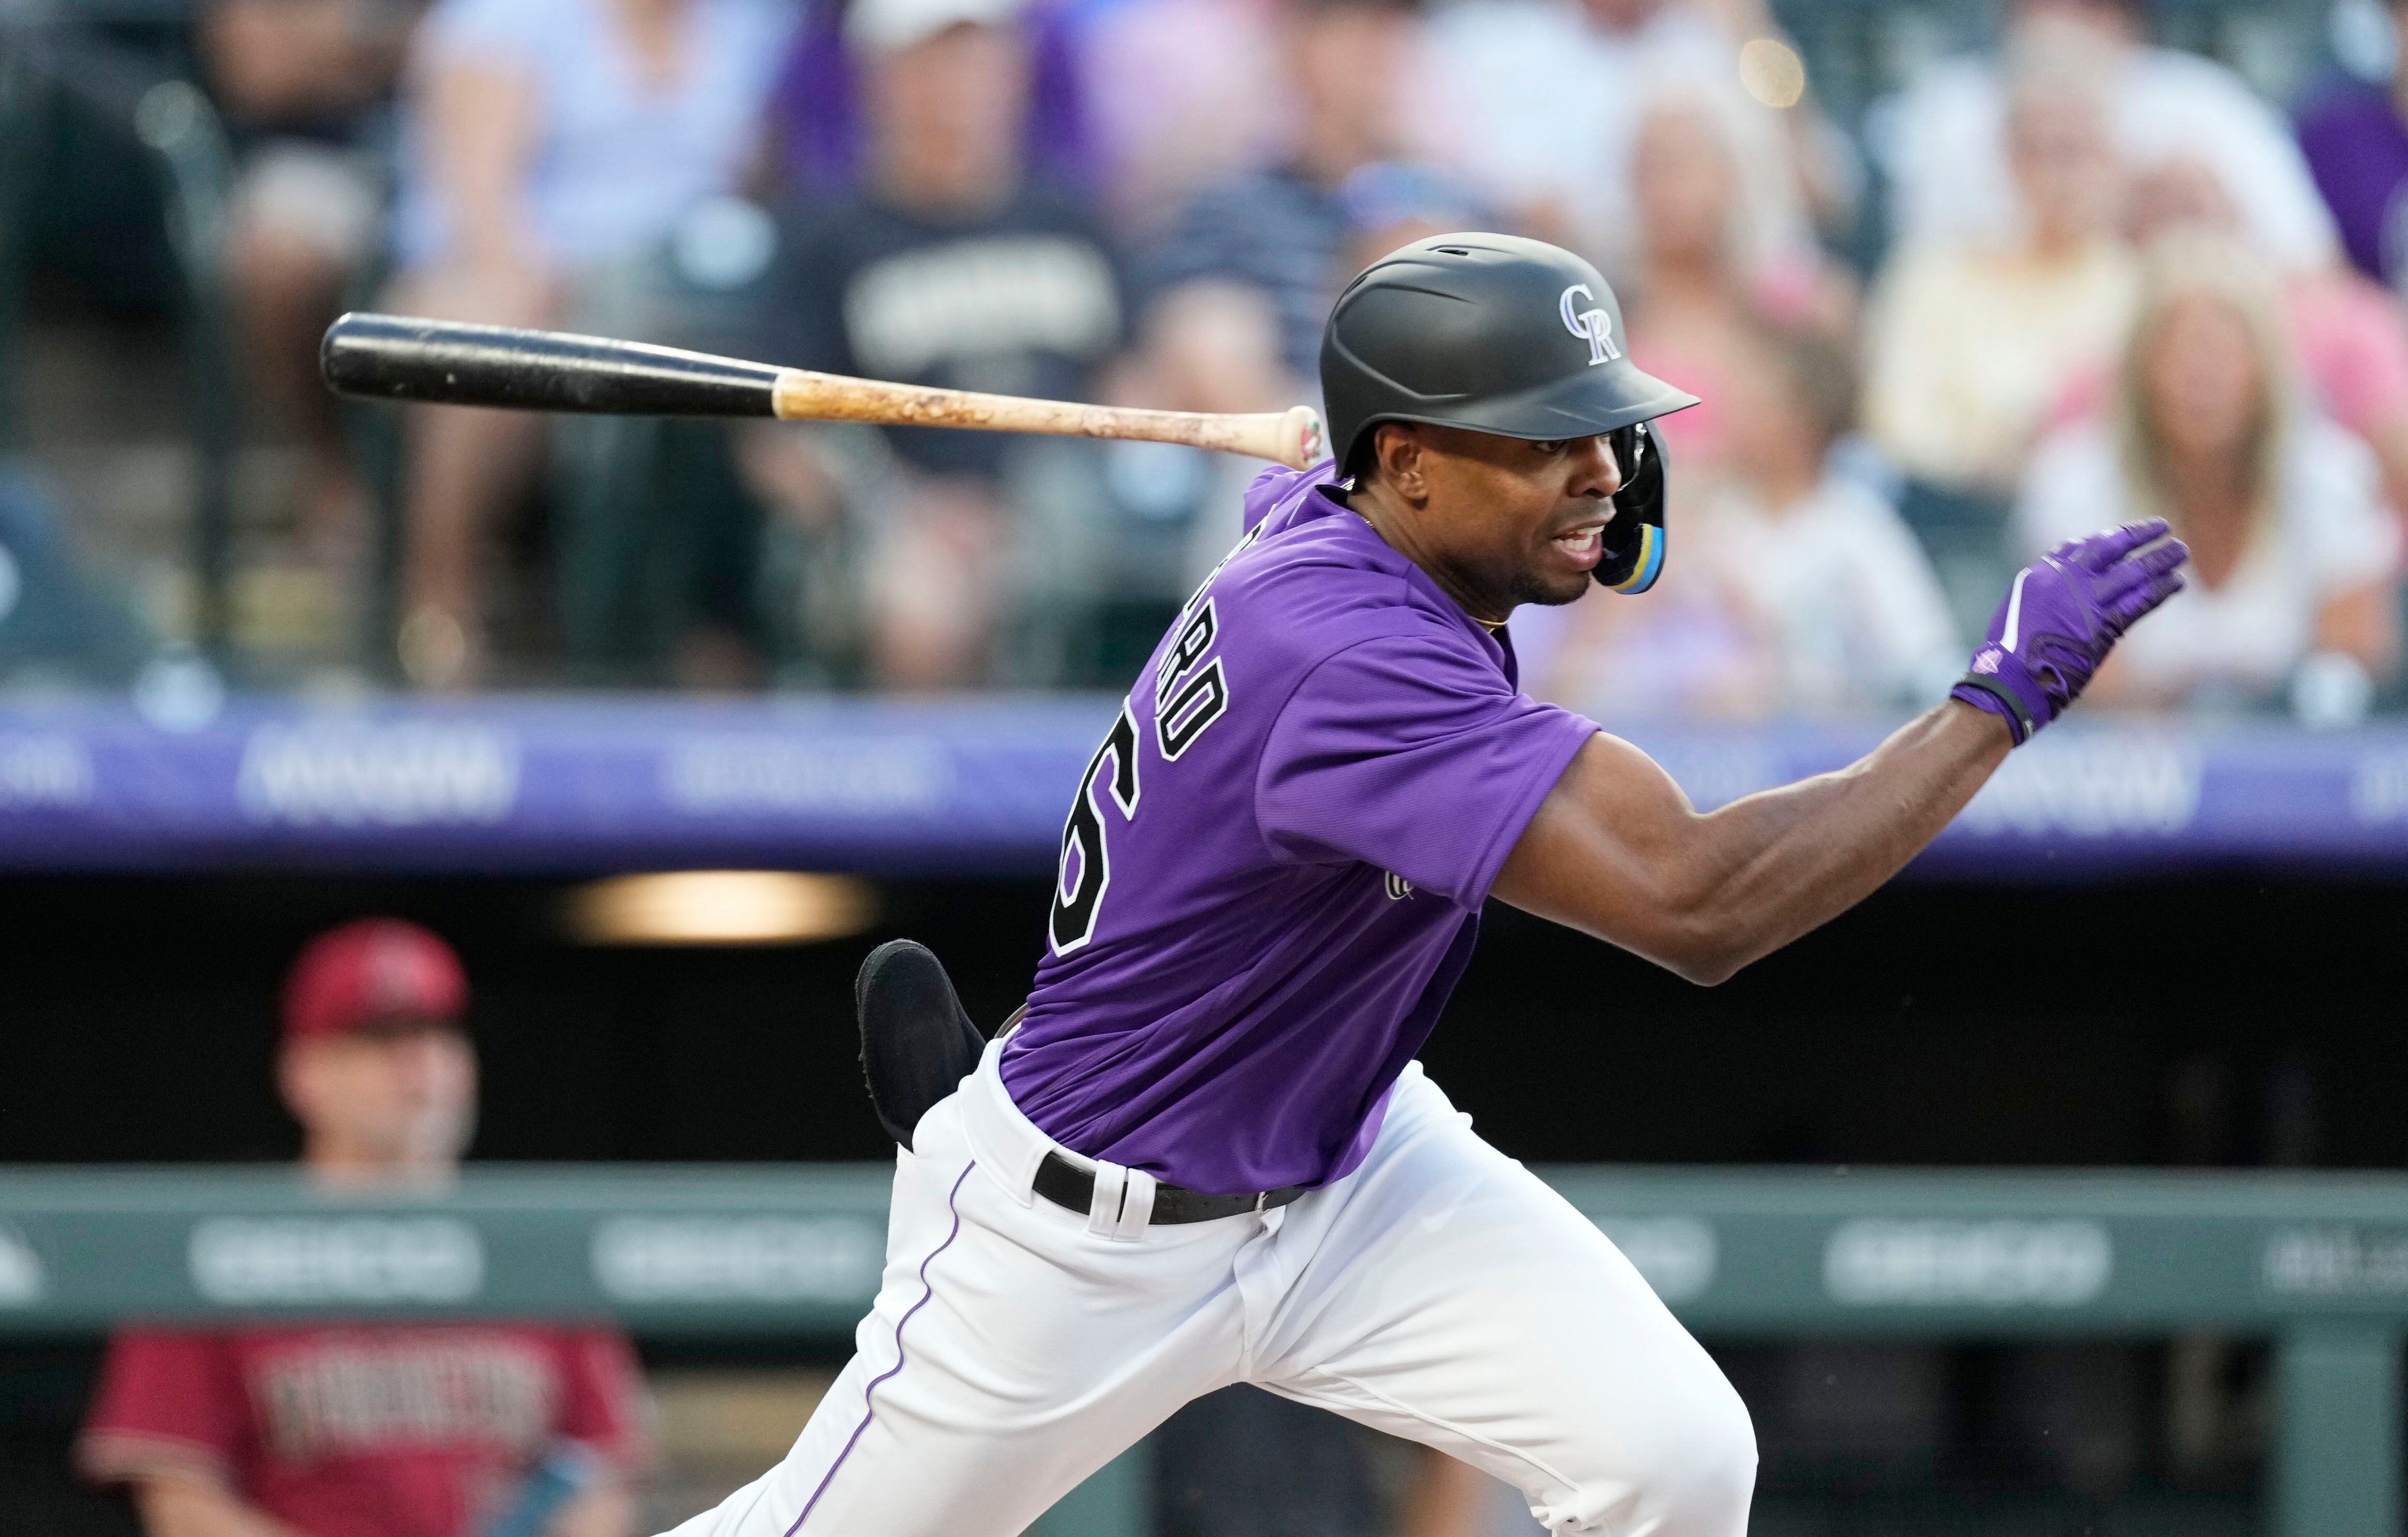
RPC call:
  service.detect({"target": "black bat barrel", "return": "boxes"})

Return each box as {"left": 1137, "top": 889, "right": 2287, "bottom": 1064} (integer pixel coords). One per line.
{"left": 321, "top": 312, "right": 783, "bottom": 417}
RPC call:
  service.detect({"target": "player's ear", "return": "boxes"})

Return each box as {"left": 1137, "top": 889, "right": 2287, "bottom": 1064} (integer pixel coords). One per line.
{"left": 1374, "top": 423, "right": 1428, "bottom": 501}
{"left": 277, "top": 1038, "right": 326, "bottom": 1130}
{"left": 277, "top": 1042, "right": 308, "bottom": 1123}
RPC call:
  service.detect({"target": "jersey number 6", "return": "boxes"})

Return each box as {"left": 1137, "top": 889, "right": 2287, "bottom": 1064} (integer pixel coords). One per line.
{"left": 1050, "top": 706, "right": 1139, "bottom": 955}
{"left": 1050, "top": 600, "right": 1235, "bottom": 956}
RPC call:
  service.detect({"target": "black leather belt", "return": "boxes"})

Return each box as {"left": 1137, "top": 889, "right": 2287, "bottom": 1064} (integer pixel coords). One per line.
{"left": 1033, "top": 1152, "right": 1307, "bottom": 1225}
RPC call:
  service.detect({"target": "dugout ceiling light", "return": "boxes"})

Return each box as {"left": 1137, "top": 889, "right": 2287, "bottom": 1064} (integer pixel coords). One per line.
{"left": 565, "top": 871, "right": 878, "bottom": 946}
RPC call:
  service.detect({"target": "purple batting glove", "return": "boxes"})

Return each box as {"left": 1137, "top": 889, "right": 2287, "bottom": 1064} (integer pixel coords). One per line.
{"left": 1949, "top": 520, "right": 2189, "bottom": 745}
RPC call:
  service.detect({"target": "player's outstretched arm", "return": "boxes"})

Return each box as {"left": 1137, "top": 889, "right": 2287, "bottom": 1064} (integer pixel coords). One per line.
{"left": 1493, "top": 521, "right": 2188, "bottom": 985}
{"left": 1493, "top": 704, "right": 2007, "bottom": 985}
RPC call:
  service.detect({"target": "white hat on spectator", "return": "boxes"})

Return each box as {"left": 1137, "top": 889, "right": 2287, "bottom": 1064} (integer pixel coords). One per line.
{"left": 846, "top": 0, "right": 1024, "bottom": 55}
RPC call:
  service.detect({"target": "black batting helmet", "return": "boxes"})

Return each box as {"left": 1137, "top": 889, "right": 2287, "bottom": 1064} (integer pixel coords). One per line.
{"left": 1320, "top": 233, "right": 1699, "bottom": 593}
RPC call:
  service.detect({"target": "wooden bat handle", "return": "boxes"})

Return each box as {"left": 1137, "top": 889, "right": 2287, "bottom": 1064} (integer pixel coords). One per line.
{"left": 772, "top": 371, "right": 1326, "bottom": 470}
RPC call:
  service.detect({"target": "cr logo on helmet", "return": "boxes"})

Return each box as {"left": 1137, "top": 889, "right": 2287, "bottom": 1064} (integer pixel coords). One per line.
{"left": 1559, "top": 284, "right": 1621, "bottom": 366}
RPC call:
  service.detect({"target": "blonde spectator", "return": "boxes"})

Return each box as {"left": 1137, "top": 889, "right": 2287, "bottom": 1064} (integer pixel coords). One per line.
{"left": 384, "top": 0, "right": 797, "bottom": 687}
{"left": 1540, "top": 325, "right": 1958, "bottom": 720}
{"left": 2116, "top": 155, "right": 2408, "bottom": 530}
{"left": 1863, "top": 45, "right": 2136, "bottom": 495}
{"left": 1621, "top": 85, "right": 1854, "bottom": 478}
{"left": 2015, "top": 236, "right": 2402, "bottom": 713}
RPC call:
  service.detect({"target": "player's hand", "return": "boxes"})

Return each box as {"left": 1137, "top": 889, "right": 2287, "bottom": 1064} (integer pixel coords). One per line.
{"left": 1948, "top": 520, "right": 2188, "bottom": 745}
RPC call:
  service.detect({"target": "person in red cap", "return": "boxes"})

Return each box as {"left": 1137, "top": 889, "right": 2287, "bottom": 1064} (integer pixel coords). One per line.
{"left": 77, "top": 919, "right": 650, "bottom": 1537}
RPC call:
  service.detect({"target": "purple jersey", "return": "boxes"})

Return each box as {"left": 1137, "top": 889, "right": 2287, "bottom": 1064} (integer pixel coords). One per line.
{"left": 999, "top": 464, "right": 1600, "bottom": 1195}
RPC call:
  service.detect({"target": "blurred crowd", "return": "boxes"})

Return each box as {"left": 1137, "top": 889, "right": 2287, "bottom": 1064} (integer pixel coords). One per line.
{"left": 31, "top": 0, "right": 2408, "bottom": 721}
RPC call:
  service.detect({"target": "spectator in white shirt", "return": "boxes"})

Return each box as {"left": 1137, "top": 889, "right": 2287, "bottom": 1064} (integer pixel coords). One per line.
{"left": 2015, "top": 234, "right": 2402, "bottom": 714}
{"left": 1884, "top": 0, "right": 2337, "bottom": 272}
{"left": 1414, "top": 0, "right": 1841, "bottom": 275}
{"left": 1538, "top": 323, "right": 1959, "bottom": 720}
{"left": 1863, "top": 40, "right": 2137, "bottom": 495}
{"left": 384, "top": 0, "right": 796, "bottom": 687}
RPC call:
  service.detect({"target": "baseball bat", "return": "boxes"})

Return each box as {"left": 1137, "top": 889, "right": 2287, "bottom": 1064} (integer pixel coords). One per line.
{"left": 320, "top": 312, "right": 1328, "bottom": 469}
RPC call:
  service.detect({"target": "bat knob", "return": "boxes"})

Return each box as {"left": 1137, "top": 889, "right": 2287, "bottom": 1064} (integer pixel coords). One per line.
{"left": 1283, "top": 405, "right": 1327, "bottom": 470}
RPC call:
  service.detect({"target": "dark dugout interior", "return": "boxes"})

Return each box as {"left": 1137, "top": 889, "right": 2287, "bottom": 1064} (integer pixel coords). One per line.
{"left": 2, "top": 868, "right": 2392, "bottom": 1535}
{"left": 1, "top": 869, "right": 2397, "bottom": 1170}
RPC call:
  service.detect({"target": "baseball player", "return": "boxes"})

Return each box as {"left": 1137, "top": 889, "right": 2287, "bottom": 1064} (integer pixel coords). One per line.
{"left": 667, "top": 234, "right": 2187, "bottom": 1537}
{"left": 81, "top": 919, "right": 650, "bottom": 1537}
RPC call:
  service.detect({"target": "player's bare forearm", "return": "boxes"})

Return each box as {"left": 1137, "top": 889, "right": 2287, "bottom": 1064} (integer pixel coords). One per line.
{"left": 1493, "top": 700, "right": 2011, "bottom": 985}
{"left": 549, "top": 1482, "right": 635, "bottom": 1537}
{"left": 132, "top": 1476, "right": 307, "bottom": 1537}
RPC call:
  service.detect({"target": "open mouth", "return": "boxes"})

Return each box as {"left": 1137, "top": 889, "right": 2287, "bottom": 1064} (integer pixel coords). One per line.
{"left": 1550, "top": 523, "right": 1605, "bottom": 568}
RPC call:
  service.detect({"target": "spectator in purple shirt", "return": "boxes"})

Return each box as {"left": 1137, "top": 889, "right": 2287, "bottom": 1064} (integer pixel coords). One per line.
{"left": 2298, "top": 1, "right": 2408, "bottom": 292}
{"left": 1075, "top": 0, "right": 1287, "bottom": 236}
{"left": 762, "top": 0, "right": 1096, "bottom": 201}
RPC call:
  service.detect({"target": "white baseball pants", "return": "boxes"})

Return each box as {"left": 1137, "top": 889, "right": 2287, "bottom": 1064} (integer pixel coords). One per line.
{"left": 660, "top": 1041, "right": 1754, "bottom": 1537}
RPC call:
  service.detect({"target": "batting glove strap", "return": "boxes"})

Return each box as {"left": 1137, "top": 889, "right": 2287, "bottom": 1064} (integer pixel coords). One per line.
{"left": 1950, "top": 644, "right": 2054, "bottom": 747}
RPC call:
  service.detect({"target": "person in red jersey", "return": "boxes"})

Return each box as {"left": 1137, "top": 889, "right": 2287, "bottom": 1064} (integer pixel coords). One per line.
{"left": 78, "top": 919, "right": 650, "bottom": 1537}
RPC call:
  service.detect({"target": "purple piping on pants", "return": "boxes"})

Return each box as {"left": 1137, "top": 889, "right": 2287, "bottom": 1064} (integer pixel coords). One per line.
{"left": 783, "top": 1161, "right": 976, "bottom": 1534}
